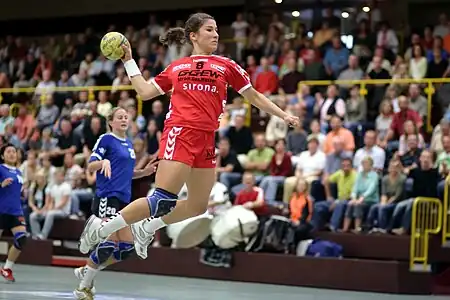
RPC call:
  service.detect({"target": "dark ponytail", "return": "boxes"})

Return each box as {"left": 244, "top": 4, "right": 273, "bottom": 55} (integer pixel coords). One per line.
{"left": 159, "top": 27, "right": 187, "bottom": 47}
{"left": 159, "top": 13, "right": 214, "bottom": 47}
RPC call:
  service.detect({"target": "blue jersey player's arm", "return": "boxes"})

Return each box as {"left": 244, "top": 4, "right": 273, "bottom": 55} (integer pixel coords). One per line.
{"left": 0, "top": 167, "right": 13, "bottom": 188}
{"left": 132, "top": 156, "right": 159, "bottom": 179}
{"left": 88, "top": 134, "right": 110, "bottom": 173}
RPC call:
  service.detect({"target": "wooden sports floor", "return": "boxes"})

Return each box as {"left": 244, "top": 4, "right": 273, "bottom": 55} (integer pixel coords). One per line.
{"left": 0, "top": 265, "right": 445, "bottom": 300}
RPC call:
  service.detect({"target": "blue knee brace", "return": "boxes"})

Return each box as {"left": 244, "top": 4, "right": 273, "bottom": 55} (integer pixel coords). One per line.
{"left": 13, "top": 231, "right": 28, "bottom": 250}
{"left": 90, "top": 241, "right": 116, "bottom": 265}
{"left": 146, "top": 188, "right": 178, "bottom": 217}
{"left": 113, "top": 242, "right": 134, "bottom": 261}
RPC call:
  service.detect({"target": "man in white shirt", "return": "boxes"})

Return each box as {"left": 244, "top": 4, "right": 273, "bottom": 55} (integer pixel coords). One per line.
{"left": 231, "top": 13, "right": 249, "bottom": 62}
{"left": 29, "top": 169, "right": 71, "bottom": 239}
{"left": 283, "top": 137, "right": 326, "bottom": 202}
{"left": 353, "top": 130, "right": 386, "bottom": 172}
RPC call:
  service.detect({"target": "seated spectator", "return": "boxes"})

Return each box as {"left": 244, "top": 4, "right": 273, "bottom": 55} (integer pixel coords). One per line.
{"left": 323, "top": 115, "right": 355, "bottom": 155}
{"left": 231, "top": 134, "right": 274, "bottom": 196}
{"left": 380, "top": 96, "right": 422, "bottom": 150}
{"left": 70, "top": 169, "right": 95, "bottom": 219}
{"left": 315, "top": 157, "right": 356, "bottom": 231}
{"left": 226, "top": 115, "right": 253, "bottom": 155}
{"left": 235, "top": 172, "right": 267, "bottom": 217}
{"left": 254, "top": 57, "right": 278, "bottom": 96}
{"left": 0, "top": 105, "right": 14, "bottom": 136}
{"left": 278, "top": 57, "right": 304, "bottom": 95}
{"left": 317, "top": 85, "right": 346, "bottom": 131}
{"left": 287, "top": 178, "right": 314, "bottom": 242}
{"left": 353, "top": 130, "right": 386, "bottom": 172}
{"left": 50, "top": 118, "right": 78, "bottom": 167}
{"left": 368, "top": 161, "right": 405, "bottom": 233}
{"left": 337, "top": 55, "right": 364, "bottom": 92}
{"left": 36, "top": 95, "right": 60, "bottom": 131}
{"left": 217, "top": 137, "right": 244, "bottom": 189}
{"left": 398, "top": 135, "right": 422, "bottom": 172}
{"left": 308, "top": 119, "right": 326, "bottom": 150}
{"left": 323, "top": 137, "right": 353, "bottom": 179}
{"left": 344, "top": 85, "right": 367, "bottom": 136}
{"left": 63, "top": 152, "right": 83, "bottom": 182}
{"left": 409, "top": 45, "right": 428, "bottom": 80}
{"left": 283, "top": 136, "right": 325, "bottom": 203}
{"left": 408, "top": 84, "right": 427, "bottom": 118}
{"left": 286, "top": 122, "right": 307, "bottom": 156}
{"left": 29, "top": 168, "right": 72, "bottom": 240}
{"left": 431, "top": 119, "right": 450, "bottom": 155}
{"left": 219, "top": 97, "right": 248, "bottom": 137}
{"left": 375, "top": 100, "right": 394, "bottom": 143}
{"left": 342, "top": 156, "right": 379, "bottom": 233}
{"left": 265, "top": 99, "right": 288, "bottom": 147}
{"left": 398, "top": 120, "right": 425, "bottom": 156}
{"left": 259, "top": 139, "right": 292, "bottom": 205}
{"left": 97, "top": 91, "right": 113, "bottom": 118}
{"left": 27, "top": 171, "right": 49, "bottom": 226}
{"left": 323, "top": 36, "right": 350, "bottom": 78}
{"left": 39, "top": 127, "right": 58, "bottom": 154}
{"left": 390, "top": 150, "right": 441, "bottom": 235}
{"left": 20, "top": 150, "right": 39, "bottom": 185}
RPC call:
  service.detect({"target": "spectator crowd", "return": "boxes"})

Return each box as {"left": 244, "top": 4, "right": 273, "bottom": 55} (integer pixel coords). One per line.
{"left": 0, "top": 5, "right": 450, "bottom": 242}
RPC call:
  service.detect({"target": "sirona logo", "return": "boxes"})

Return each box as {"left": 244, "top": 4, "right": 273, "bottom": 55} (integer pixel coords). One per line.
{"left": 182, "top": 83, "right": 218, "bottom": 93}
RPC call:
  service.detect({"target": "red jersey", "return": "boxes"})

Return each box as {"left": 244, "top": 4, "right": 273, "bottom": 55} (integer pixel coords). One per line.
{"left": 150, "top": 55, "right": 252, "bottom": 132}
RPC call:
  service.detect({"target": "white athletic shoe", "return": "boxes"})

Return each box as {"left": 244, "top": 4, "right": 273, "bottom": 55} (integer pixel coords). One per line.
{"left": 74, "top": 267, "right": 96, "bottom": 295}
{"left": 131, "top": 219, "right": 155, "bottom": 260}
{"left": 79, "top": 215, "right": 104, "bottom": 254}
{"left": 73, "top": 287, "right": 94, "bottom": 300}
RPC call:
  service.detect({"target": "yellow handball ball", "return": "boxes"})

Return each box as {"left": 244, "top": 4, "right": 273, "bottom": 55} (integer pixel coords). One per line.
{"left": 100, "top": 32, "right": 128, "bottom": 61}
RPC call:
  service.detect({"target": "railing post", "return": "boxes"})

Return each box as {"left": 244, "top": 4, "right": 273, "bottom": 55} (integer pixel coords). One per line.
{"left": 424, "top": 81, "right": 435, "bottom": 133}
{"left": 443, "top": 176, "right": 450, "bottom": 247}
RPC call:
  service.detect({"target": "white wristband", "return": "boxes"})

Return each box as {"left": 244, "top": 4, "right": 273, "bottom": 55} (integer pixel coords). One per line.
{"left": 123, "top": 59, "right": 141, "bottom": 79}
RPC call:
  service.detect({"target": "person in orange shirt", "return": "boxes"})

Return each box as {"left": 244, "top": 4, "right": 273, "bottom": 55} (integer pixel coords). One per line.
{"left": 13, "top": 105, "right": 36, "bottom": 145}
{"left": 323, "top": 115, "right": 355, "bottom": 154}
{"left": 288, "top": 178, "right": 314, "bottom": 242}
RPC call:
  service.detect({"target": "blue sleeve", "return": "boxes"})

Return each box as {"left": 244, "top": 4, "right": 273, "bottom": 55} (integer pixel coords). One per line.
{"left": 89, "top": 134, "right": 109, "bottom": 162}
{"left": 0, "top": 167, "right": 6, "bottom": 182}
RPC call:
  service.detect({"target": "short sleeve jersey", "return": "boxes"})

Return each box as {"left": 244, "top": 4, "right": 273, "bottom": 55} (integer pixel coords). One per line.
{"left": 151, "top": 55, "right": 252, "bottom": 132}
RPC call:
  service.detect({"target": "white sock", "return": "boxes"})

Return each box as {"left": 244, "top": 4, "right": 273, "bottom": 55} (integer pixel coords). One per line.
{"left": 99, "top": 214, "right": 128, "bottom": 238}
{"left": 143, "top": 217, "right": 166, "bottom": 233}
{"left": 79, "top": 265, "right": 99, "bottom": 289}
{"left": 3, "top": 260, "right": 14, "bottom": 270}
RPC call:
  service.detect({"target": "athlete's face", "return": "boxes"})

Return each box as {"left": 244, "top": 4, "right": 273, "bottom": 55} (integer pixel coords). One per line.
{"left": 110, "top": 109, "right": 129, "bottom": 133}
{"left": 191, "top": 19, "right": 219, "bottom": 54}
{"left": 2, "top": 146, "right": 17, "bottom": 166}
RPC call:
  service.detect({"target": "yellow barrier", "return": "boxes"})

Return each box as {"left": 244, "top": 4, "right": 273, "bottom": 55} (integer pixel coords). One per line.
{"left": 410, "top": 197, "right": 442, "bottom": 272}
{"left": 299, "top": 78, "right": 450, "bottom": 133}
{"left": 443, "top": 176, "right": 450, "bottom": 246}
{"left": 0, "top": 85, "right": 144, "bottom": 116}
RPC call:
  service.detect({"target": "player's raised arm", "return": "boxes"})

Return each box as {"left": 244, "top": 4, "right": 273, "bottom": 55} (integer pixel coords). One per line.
{"left": 120, "top": 44, "right": 167, "bottom": 100}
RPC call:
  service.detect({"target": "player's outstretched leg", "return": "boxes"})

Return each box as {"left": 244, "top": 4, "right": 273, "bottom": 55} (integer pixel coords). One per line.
{"left": 1, "top": 227, "right": 27, "bottom": 282}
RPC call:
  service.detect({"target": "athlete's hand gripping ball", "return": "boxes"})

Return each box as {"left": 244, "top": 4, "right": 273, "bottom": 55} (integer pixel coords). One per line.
{"left": 100, "top": 32, "right": 129, "bottom": 61}
{"left": 284, "top": 115, "right": 301, "bottom": 128}
{"left": 120, "top": 43, "right": 133, "bottom": 63}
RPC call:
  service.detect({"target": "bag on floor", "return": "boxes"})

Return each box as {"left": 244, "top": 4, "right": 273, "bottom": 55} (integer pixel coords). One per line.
{"left": 246, "top": 215, "right": 296, "bottom": 254}
{"left": 296, "top": 239, "right": 343, "bottom": 258}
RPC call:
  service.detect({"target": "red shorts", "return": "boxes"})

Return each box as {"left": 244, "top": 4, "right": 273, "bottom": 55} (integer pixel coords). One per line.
{"left": 158, "top": 126, "right": 216, "bottom": 168}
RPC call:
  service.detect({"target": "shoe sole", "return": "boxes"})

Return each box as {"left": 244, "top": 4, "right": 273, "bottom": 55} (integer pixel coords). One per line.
{"left": 79, "top": 215, "right": 98, "bottom": 254}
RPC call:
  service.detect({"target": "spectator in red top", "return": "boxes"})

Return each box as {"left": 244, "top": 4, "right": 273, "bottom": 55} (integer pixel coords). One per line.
{"left": 254, "top": 57, "right": 278, "bottom": 95}
{"left": 245, "top": 55, "right": 258, "bottom": 84}
{"left": 259, "top": 139, "right": 293, "bottom": 205}
{"left": 235, "top": 172, "right": 268, "bottom": 216}
{"left": 33, "top": 53, "right": 54, "bottom": 82}
{"left": 380, "top": 96, "right": 423, "bottom": 148}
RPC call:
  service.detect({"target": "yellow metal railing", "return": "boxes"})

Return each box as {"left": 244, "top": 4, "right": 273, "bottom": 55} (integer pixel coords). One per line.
{"left": 0, "top": 85, "right": 144, "bottom": 116}
{"left": 443, "top": 176, "right": 450, "bottom": 246}
{"left": 410, "top": 197, "right": 443, "bottom": 272}
{"left": 299, "top": 78, "right": 450, "bottom": 133}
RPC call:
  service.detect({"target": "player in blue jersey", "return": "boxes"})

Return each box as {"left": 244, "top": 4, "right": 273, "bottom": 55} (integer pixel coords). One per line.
{"left": 0, "top": 144, "right": 28, "bottom": 282}
{"left": 73, "top": 107, "right": 158, "bottom": 300}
